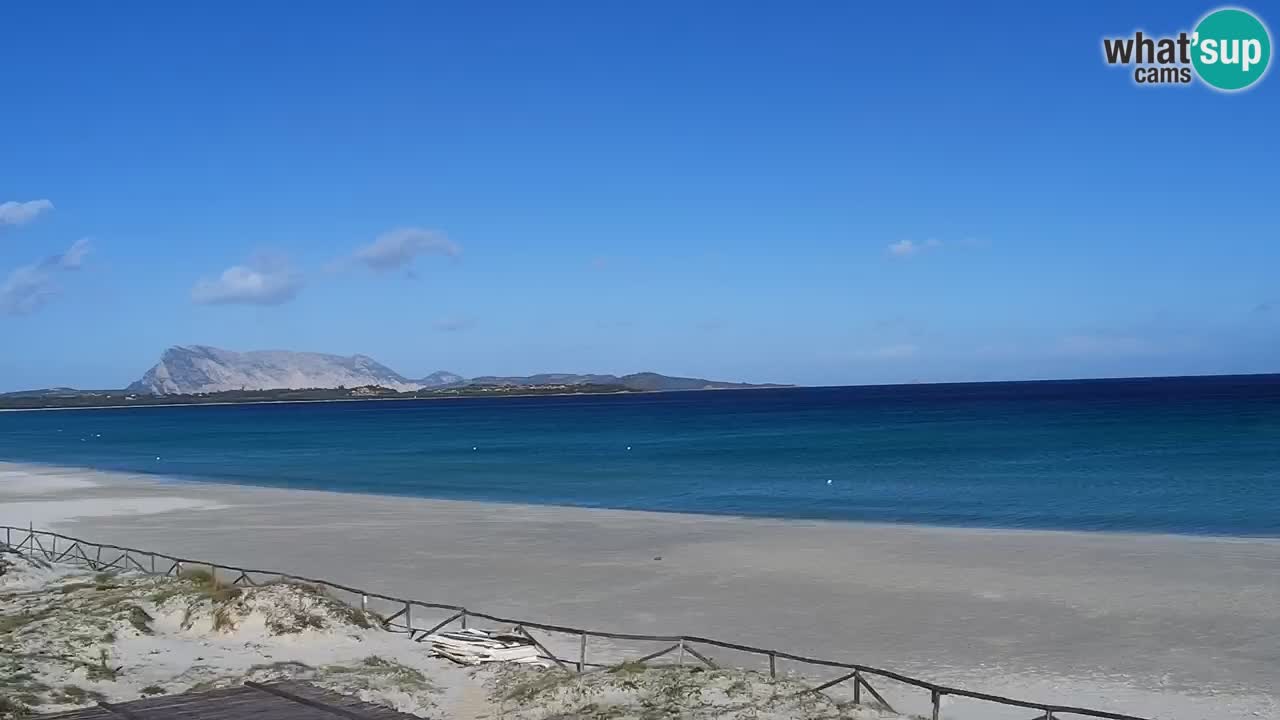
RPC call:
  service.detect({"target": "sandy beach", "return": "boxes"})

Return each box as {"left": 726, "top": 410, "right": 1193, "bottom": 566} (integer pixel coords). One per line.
{"left": 2, "top": 461, "right": 1277, "bottom": 720}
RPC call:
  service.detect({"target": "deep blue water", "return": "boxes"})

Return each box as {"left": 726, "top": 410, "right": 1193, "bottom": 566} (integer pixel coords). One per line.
{"left": 1, "top": 376, "right": 1278, "bottom": 536}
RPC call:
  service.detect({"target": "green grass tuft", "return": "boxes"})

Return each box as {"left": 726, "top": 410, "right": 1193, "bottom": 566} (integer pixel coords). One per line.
{"left": 0, "top": 610, "right": 52, "bottom": 634}
{"left": 127, "top": 605, "right": 153, "bottom": 635}
{"left": 178, "top": 568, "right": 214, "bottom": 585}
{"left": 58, "top": 582, "right": 97, "bottom": 595}
{"left": 85, "top": 649, "right": 120, "bottom": 682}
{"left": 0, "top": 695, "right": 32, "bottom": 718}
{"left": 47, "top": 685, "right": 104, "bottom": 706}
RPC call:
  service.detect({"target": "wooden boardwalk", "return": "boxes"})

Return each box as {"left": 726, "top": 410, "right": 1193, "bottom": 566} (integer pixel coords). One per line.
{"left": 39, "top": 681, "right": 418, "bottom": 720}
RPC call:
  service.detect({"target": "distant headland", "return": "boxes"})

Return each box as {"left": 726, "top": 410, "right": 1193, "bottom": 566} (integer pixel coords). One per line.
{"left": 0, "top": 345, "right": 789, "bottom": 410}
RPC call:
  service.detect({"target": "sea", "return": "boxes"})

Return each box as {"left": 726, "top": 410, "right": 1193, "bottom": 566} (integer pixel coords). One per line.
{"left": 1, "top": 375, "right": 1277, "bottom": 537}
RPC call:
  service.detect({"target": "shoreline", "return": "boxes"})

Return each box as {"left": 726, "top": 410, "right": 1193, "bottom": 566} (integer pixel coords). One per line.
{"left": 0, "top": 390, "right": 642, "bottom": 413}
{"left": 6, "top": 458, "right": 1279, "bottom": 543}
{"left": 0, "top": 384, "right": 798, "bottom": 412}
{"left": 2, "top": 461, "right": 1278, "bottom": 720}
{"left": 0, "top": 385, "right": 789, "bottom": 413}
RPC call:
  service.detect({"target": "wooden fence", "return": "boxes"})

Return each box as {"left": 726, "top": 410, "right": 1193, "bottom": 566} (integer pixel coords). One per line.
{"left": 2, "top": 525, "right": 1156, "bottom": 720}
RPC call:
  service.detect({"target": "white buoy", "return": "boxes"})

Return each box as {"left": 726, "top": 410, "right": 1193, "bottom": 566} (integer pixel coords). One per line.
{"left": 472, "top": 446, "right": 478, "bottom": 451}
{"left": 826, "top": 479, "right": 832, "bottom": 485}
{"left": 156, "top": 456, "right": 161, "bottom": 461}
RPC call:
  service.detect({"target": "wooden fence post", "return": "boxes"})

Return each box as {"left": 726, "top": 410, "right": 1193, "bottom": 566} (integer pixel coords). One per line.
{"left": 578, "top": 632, "right": 587, "bottom": 672}
{"left": 931, "top": 689, "right": 941, "bottom": 720}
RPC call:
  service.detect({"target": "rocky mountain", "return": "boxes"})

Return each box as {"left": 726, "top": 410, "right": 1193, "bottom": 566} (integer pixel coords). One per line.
{"left": 418, "top": 370, "right": 466, "bottom": 387}
{"left": 128, "top": 345, "right": 449, "bottom": 395}
{"left": 126, "top": 345, "right": 785, "bottom": 395}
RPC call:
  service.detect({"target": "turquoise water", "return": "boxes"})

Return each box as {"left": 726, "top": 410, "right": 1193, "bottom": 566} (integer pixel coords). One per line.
{"left": 1, "top": 376, "right": 1278, "bottom": 536}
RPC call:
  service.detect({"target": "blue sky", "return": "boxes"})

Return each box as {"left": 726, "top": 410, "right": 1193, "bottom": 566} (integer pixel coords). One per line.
{"left": 1, "top": 1, "right": 1277, "bottom": 391}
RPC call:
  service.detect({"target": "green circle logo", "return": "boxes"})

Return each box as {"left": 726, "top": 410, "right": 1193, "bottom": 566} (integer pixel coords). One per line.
{"left": 1192, "top": 8, "right": 1272, "bottom": 91}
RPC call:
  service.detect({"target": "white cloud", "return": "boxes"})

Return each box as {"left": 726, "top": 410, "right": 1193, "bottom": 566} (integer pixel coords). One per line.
{"left": 887, "top": 238, "right": 942, "bottom": 257}
{"left": 0, "top": 238, "right": 92, "bottom": 315}
{"left": 59, "top": 238, "right": 91, "bottom": 269}
{"left": 0, "top": 199, "right": 54, "bottom": 227}
{"left": 0, "top": 266, "right": 57, "bottom": 315}
{"left": 191, "top": 254, "right": 302, "bottom": 306}
{"left": 888, "top": 240, "right": 918, "bottom": 256}
{"left": 353, "top": 227, "right": 460, "bottom": 272}
{"left": 885, "top": 237, "right": 990, "bottom": 258}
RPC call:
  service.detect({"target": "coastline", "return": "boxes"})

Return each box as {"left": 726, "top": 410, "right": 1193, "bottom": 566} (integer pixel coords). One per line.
{"left": 0, "top": 385, "right": 775, "bottom": 413}
{"left": 5, "top": 371, "right": 1274, "bottom": 413}
{"left": 2, "top": 461, "right": 1277, "bottom": 720}
{"left": 6, "top": 456, "right": 1280, "bottom": 544}
{"left": 0, "top": 391, "right": 640, "bottom": 413}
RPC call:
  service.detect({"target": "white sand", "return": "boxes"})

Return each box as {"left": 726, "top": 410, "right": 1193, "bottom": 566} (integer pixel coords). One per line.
{"left": 0, "top": 465, "right": 225, "bottom": 526}
{"left": 0, "top": 497, "right": 228, "bottom": 528}
{"left": 1, "top": 461, "right": 1277, "bottom": 720}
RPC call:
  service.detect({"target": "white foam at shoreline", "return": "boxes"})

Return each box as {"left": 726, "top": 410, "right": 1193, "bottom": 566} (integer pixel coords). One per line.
{"left": 0, "top": 497, "right": 227, "bottom": 528}
{"left": 0, "top": 468, "right": 99, "bottom": 494}
{"left": 0, "top": 464, "right": 227, "bottom": 527}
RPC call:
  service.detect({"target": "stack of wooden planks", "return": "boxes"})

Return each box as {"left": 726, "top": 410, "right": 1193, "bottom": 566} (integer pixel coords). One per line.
{"left": 422, "top": 628, "right": 549, "bottom": 667}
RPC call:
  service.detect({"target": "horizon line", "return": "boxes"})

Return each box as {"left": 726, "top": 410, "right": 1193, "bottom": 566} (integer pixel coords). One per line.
{"left": 5, "top": 370, "right": 1278, "bottom": 398}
